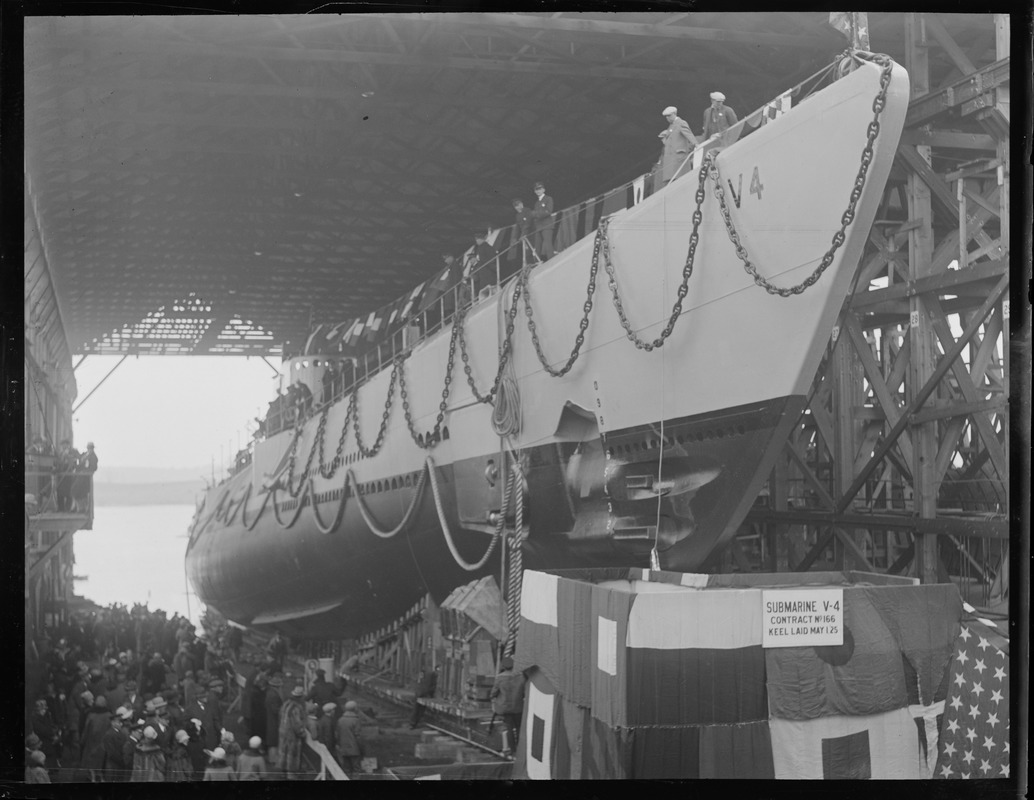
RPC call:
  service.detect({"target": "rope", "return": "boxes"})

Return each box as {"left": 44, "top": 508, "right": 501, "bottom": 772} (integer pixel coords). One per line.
{"left": 504, "top": 462, "right": 526, "bottom": 657}
{"left": 425, "top": 455, "right": 501, "bottom": 571}
{"left": 491, "top": 359, "right": 522, "bottom": 437}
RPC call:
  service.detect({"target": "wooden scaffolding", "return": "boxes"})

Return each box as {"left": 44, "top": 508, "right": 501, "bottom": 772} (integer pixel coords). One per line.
{"left": 739, "top": 13, "right": 1015, "bottom": 613}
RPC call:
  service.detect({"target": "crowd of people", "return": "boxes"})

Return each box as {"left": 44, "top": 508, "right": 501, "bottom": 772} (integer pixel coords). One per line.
{"left": 26, "top": 436, "right": 99, "bottom": 514}
{"left": 24, "top": 603, "right": 361, "bottom": 782}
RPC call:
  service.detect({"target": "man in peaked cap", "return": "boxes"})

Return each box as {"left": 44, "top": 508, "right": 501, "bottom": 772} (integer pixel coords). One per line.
{"left": 658, "top": 105, "right": 698, "bottom": 184}
{"left": 530, "top": 182, "right": 555, "bottom": 261}
{"left": 702, "top": 90, "right": 739, "bottom": 142}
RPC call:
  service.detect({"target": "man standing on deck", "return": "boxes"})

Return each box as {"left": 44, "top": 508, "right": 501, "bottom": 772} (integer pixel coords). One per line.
{"left": 530, "top": 182, "right": 555, "bottom": 261}
{"left": 468, "top": 229, "right": 498, "bottom": 296}
{"left": 702, "top": 91, "right": 738, "bottom": 145}
{"left": 658, "top": 106, "right": 698, "bottom": 183}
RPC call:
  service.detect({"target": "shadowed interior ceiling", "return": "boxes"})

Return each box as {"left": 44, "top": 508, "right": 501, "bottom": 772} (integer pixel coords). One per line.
{"left": 24, "top": 12, "right": 994, "bottom": 356}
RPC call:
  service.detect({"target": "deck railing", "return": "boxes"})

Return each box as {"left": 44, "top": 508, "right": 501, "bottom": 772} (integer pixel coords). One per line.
{"left": 267, "top": 55, "right": 851, "bottom": 434}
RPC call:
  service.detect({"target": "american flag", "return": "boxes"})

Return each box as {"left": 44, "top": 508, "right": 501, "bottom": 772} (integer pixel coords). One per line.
{"left": 934, "top": 622, "right": 1010, "bottom": 779}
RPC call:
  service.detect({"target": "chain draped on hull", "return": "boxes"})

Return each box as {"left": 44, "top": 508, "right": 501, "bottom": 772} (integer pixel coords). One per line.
{"left": 189, "top": 51, "right": 896, "bottom": 637}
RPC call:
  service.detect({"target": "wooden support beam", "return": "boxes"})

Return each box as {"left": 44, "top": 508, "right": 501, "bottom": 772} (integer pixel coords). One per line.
{"left": 900, "top": 130, "right": 996, "bottom": 150}
{"left": 924, "top": 15, "right": 978, "bottom": 77}
{"left": 887, "top": 541, "right": 915, "bottom": 574}
{"left": 746, "top": 508, "right": 1009, "bottom": 539}
{"left": 843, "top": 313, "right": 915, "bottom": 466}
{"left": 833, "top": 528, "right": 875, "bottom": 573}
{"left": 904, "top": 57, "right": 1010, "bottom": 127}
{"left": 795, "top": 527, "right": 836, "bottom": 573}
{"left": 834, "top": 273, "right": 1008, "bottom": 515}
{"left": 924, "top": 295, "right": 1009, "bottom": 479}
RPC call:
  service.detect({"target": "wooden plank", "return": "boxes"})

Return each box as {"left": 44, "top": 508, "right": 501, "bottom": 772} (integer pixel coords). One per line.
{"left": 925, "top": 15, "right": 978, "bottom": 76}
{"left": 833, "top": 528, "right": 875, "bottom": 573}
{"left": 834, "top": 274, "right": 1008, "bottom": 515}
{"left": 924, "top": 295, "right": 1009, "bottom": 478}
{"left": 905, "top": 57, "right": 1011, "bottom": 127}
{"left": 900, "top": 129, "right": 996, "bottom": 150}
{"left": 843, "top": 314, "right": 915, "bottom": 466}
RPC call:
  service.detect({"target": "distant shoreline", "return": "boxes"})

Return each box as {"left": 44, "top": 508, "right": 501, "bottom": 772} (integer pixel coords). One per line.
{"left": 94, "top": 480, "right": 207, "bottom": 507}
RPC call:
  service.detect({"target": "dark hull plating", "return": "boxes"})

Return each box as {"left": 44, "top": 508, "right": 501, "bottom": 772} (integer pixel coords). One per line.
{"left": 186, "top": 396, "right": 799, "bottom": 638}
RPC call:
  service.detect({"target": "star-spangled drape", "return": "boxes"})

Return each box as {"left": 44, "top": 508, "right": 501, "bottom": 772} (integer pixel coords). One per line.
{"left": 933, "top": 624, "right": 1010, "bottom": 779}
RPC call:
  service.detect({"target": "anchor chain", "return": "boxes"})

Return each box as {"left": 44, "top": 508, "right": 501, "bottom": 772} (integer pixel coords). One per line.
{"left": 709, "top": 51, "right": 894, "bottom": 297}
{"left": 599, "top": 155, "right": 711, "bottom": 352}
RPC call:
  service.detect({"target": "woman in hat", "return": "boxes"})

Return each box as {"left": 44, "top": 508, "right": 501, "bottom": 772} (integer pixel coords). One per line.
{"left": 237, "top": 735, "right": 266, "bottom": 780}
{"left": 277, "top": 685, "right": 309, "bottom": 779}
{"left": 165, "top": 728, "right": 194, "bottom": 782}
{"left": 131, "top": 725, "right": 166, "bottom": 782}
{"left": 25, "top": 750, "right": 51, "bottom": 784}
{"left": 202, "top": 746, "right": 237, "bottom": 781}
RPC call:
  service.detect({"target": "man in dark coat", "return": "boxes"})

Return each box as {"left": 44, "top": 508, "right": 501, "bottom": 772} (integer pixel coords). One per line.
{"left": 658, "top": 105, "right": 698, "bottom": 183}
{"left": 144, "top": 651, "right": 168, "bottom": 696}
{"left": 184, "top": 686, "right": 220, "bottom": 750}
{"left": 147, "top": 695, "right": 176, "bottom": 755}
{"left": 266, "top": 632, "right": 287, "bottom": 672}
{"left": 30, "top": 698, "right": 62, "bottom": 769}
{"left": 224, "top": 626, "right": 243, "bottom": 662}
{"left": 701, "top": 90, "right": 739, "bottom": 144}
{"left": 249, "top": 672, "right": 269, "bottom": 743}
{"left": 79, "top": 696, "right": 111, "bottom": 782}
{"left": 264, "top": 676, "right": 283, "bottom": 762}
{"left": 100, "top": 708, "right": 130, "bottom": 782}
{"left": 490, "top": 657, "right": 527, "bottom": 751}
{"left": 172, "top": 643, "right": 195, "bottom": 685}
{"left": 409, "top": 665, "right": 439, "bottom": 729}
{"left": 305, "top": 669, "right": 337, "bottom": 711}
{"left": 55, "top": 439, "right": 80, "bottom": 511}
{"left": 469, "top": 230, "right": 499, "bottom": 295}
{"left": 530, "top": 182, "right": 555, "bottom": 261}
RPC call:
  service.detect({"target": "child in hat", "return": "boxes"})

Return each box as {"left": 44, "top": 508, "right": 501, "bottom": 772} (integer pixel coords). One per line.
{"left": 237, "top": 736, "right": 266, "bottom": 780}
{"left": 220, "top": 729, "right": 242, "bottom": 771}
{"left": 203, "top": 746, "right": 236, "bottom": 781}
{"left": 25, "top": 750, "right": 50, "bottom": 784}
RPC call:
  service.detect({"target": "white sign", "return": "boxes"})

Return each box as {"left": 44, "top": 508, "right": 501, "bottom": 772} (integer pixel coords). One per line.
{"left": 762, "top": 589, "right": 844, "bottom": 648}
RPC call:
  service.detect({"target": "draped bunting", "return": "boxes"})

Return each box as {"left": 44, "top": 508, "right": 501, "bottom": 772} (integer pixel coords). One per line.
{"left": 513, "top": 568, "right": 961, "bottom": 780}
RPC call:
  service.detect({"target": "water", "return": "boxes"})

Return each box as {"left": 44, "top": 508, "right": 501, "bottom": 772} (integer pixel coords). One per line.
{"left": 72, "top": 505, "right": 204, "bottom": 628}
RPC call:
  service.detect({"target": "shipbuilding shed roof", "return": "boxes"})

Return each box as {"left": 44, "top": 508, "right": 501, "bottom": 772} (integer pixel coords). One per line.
{"left": 21, "top": 11, "right": 996, "bottom": 356}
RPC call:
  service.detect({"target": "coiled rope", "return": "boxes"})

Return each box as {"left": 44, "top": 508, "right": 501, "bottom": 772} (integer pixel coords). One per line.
{"left": 503, "top": 461, "right": 526, "bottom": 657}
{"left": 491, "top": 359, "right": 522, "bottom": 437}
